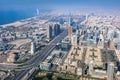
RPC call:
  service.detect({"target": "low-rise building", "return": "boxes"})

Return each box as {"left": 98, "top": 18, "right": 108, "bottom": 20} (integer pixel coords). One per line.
{"left": 40, "top": 62, "right": 52, "bottom": 71}
{"left": 61, "top": 38, "right": 70, "bottom": 51}
{"left": 76, "top": 68, "right": 82, "bottom": 76}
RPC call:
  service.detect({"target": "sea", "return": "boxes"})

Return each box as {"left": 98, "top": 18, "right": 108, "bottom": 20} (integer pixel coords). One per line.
{"left": 0, "top": 10, "right": 36, "bottom": 25}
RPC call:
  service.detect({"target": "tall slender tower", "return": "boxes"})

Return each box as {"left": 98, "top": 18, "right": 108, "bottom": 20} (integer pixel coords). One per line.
{"left": 71, "top": 34, "right": 77, "bottom": 47}
{"left": 36, "top": 8, "right": 39, "bottom": 16}
{"left": 68, "top": 26, "right": 72, "bottom": 39}
{"left": 69, "top": 17, "right": 71, "bottom": 27}
{"left": 31, "top": 41, "right": 36, "bottom": 55}
{"left": 68, "top": 13, "right": 73, "bottom": 39}
{"left": 47, "top": 25, "right": 52, "bottom": 41}
{"left": 54, "top": 24, "right": 60, "bottom": 37}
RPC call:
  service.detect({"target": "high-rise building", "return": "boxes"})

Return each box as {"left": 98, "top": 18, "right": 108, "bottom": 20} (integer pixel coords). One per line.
{"left": 54, "top": 24, "right": 61, "bottom": 37}
{"left": 108, "top": 40, "right": 115, "bottom": 50}
{"left": 68, "top": 17, "right": 72, "bottom": 26}
{"left": 61, "top": 38, "right": 70, "bottom": 51}
{"left": 36, "top": 8, "right": 39, "bottom": 16}
{"left": 68, "top": 26, "right": 73, "bottom": 39}
{"left": 88, "top": 60, "right": 94, "bottom": 75}
{"left": 107, "top": 62, "right": 114, "bottom": 80}
{"left": 71, "top": 34, "right": 77, "bottom": 47}
{"left": 47, "top": 25, "right": 52, "bottom": 41}
{"left": 31, "top": 41, "right": 36, "bottom": 55}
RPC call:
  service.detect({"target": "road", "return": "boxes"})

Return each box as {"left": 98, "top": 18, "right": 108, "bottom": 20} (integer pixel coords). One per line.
{"left": 10, "top": 29, "right": 68, "bottom": 80}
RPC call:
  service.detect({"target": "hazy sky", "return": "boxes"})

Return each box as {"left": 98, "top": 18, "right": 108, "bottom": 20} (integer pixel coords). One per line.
{"left": 0, "top": 0, "right": 120, "bottom": 11}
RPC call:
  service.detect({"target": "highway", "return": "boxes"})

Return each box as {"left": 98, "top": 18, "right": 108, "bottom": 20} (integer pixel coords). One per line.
{"left": 10, "top": 29, "right": 68, "bottom": 80}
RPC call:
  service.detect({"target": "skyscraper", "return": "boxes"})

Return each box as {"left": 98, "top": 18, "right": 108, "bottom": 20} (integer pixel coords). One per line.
{"left": 47, "top": 25, "right": 52, "bottom": 41}
{"left": 107, "top": 62, "right": 114, "bottom": 80}
{"left": 68, "top": 17, "right": 72, "bottom": 26}
{"left": 71, "top": 34, "right": 77, "bottom": 47}
{"left": 54, "top": 24, "right": 61, "bottom": 37}
{"left": 36, "top": 8, "right": 39, "bottom": 16}
{"left": 108, "top": 39, "right": 115, "bottom": 50}
{"left": 31, "top": 41, "right": 36, "bottom": 55}
{"left": 68, "top": 26, "right": 73, "bottom": 39}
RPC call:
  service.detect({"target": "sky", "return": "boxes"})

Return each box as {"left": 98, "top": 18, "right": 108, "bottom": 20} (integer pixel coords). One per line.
{"left": 0, "top": 0, "right": 120, "bottom": 11}
{"left": 0, "top": 0, "right": 120, "bottom": 25}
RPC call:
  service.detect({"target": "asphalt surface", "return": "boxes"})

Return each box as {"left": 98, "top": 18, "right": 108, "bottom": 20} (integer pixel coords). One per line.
{"left": 10, "top": 29, "right": 68, "bottom": 80}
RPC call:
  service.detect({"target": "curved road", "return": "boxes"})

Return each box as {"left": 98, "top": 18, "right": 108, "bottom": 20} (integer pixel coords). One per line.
{"left": 9, "top": 29, "right": 68, "bottom": 80}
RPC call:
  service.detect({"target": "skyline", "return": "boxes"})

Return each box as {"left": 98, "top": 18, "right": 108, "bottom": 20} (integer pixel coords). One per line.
{"left": 0, "top": 0, "right": 120, "bottom": 25}
{"left": 0, "top": 0, "right": 120, "bottom": 80}
{"left": 0, "top": 0, "right": 120, "bottom": 11}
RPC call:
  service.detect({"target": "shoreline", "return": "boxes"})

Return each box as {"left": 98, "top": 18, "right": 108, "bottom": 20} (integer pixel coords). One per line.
{"left": 0, "top": 16, "right": 37, "bottom": 28}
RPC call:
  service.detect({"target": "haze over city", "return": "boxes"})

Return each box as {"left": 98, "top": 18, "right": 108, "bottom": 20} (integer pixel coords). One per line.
{"left": 0, "top": 0, "right": 120, "bottom": 80}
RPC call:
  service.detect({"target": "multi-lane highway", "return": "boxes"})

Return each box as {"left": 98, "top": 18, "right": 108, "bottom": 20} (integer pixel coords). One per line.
{"left": 10, "top": 29, "right": 68, "bottom": 80}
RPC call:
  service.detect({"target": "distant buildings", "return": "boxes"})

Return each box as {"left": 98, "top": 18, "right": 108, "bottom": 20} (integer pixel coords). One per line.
{"left": 107, "top": 31, "right": 114, "bottom": 40}
{"left": 1, "top": 12, "right": 120, "bottom": 80}
{"left": 54, "top": 24, "right": 61, "bottom": 37}
{"left": 36, "top": 8, "right": 39, "bottom": 16}
{"left": 0, "top": 43, "right": 6, "bottom": 51}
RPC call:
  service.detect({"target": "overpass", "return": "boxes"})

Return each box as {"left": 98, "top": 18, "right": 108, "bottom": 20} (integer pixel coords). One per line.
{"left": 10, "top": 29, "right": 68, "bottom": 80}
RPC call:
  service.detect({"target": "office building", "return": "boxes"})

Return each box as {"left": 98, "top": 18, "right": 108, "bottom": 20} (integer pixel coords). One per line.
{"left": 31, "top": 41, "right": 36, "bottom": 55}
{"left": 61, "top": 38, "right": 70, "bottom": 51}
{"left": 88, "top": 60, "right": 94, "bottom": 75}
{"left": 107, "top": 62, "right": 114, "bottom": 80}
{"left": 40, "top": 62, "right": 52, "bottom": 71}
{"left": 68, "top": 17, "right": 72, "bottom": 26}
{"left": 108, "top": 40, "right": 115, "bottom": 50}
{"left": 47, "top": 25, "right": 52, "bottom": 41}
{"left": 68, "top": 26, "right": 73, "bottom": 39}
{"left": 116, "top": 43, "right": 120, "bottom": 50}
{"left": 71, "top": 34, "right": 78, "bottom": 46}
{"left": 54, "top": 24, "right": 61, "bottom": 37}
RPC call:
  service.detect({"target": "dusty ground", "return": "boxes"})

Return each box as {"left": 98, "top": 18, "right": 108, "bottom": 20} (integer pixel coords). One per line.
{"left": 9, "top": 39, "right": 32, "bottom": 49}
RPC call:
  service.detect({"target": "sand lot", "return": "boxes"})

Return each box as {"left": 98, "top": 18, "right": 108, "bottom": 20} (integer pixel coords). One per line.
{"left": 9, "top": 39, "right": 32, "bottom": 49}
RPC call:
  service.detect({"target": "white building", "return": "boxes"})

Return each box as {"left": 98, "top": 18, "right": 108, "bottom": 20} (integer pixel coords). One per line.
{"left": 31, "top": 41, "right": 36, "bottom": 55}
{"left": 107, "top": 62, "right": 114, "bottom": 80}
{"left": 71, "top": 34, "right": 77, "bottom": 47}
{"left": 77, "top": 68, "right": 82, "bottom": 76}
{"left": 88, "top": 60, "right": 94, "bottom": 75}
{"left": 47, "top": 26, "right": 52, "bottom": 41}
